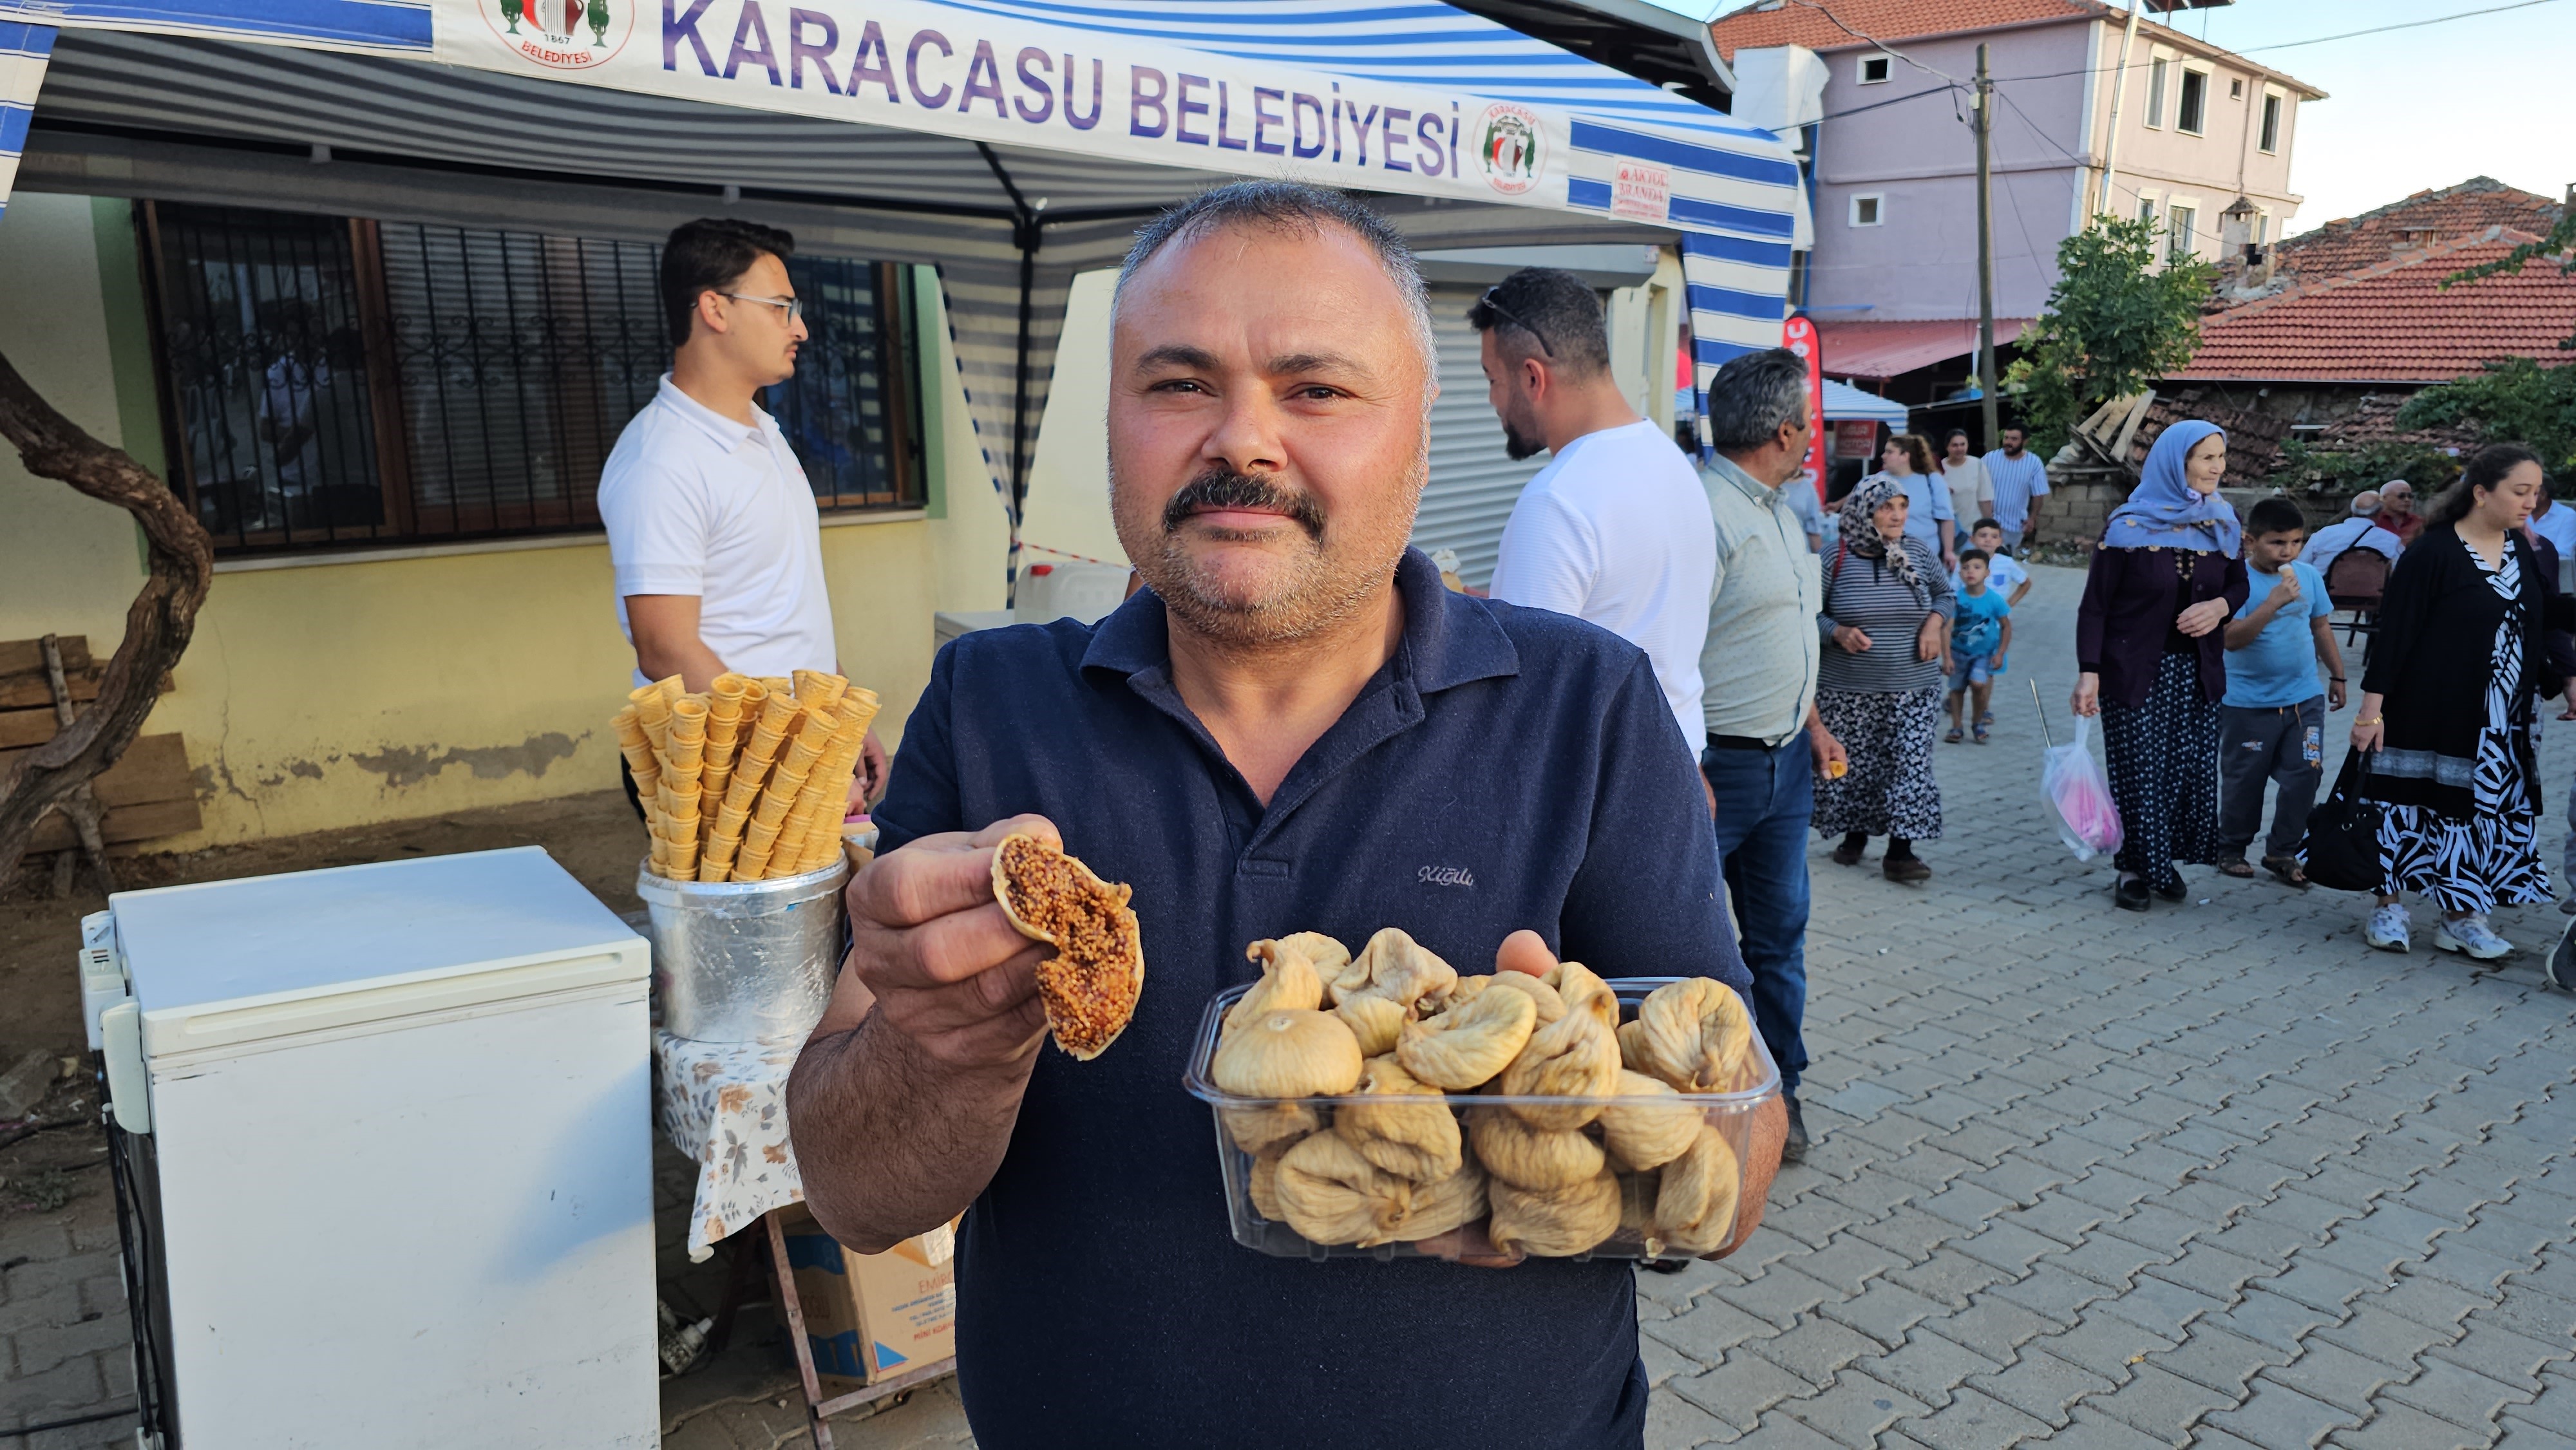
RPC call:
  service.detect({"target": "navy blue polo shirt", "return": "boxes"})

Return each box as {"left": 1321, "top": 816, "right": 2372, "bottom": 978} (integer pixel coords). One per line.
{"left": 874, "top": 548, "right": 1748, "bottom": 1450}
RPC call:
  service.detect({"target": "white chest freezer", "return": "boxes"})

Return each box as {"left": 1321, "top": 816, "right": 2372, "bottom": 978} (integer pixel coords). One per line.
{"left": 91, "top": 847, "right": 657, "bottom": 1449}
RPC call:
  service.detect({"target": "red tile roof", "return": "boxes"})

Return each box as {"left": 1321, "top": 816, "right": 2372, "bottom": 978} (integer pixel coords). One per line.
{"left": 2273, "top": 178, "right": 2565, "bottom": 284}
{"left": 2177, "top": 229, "right": 2576, "bottom": 384}
{"left": 1707, "top": 0, "right": 2094, "bottom": 59}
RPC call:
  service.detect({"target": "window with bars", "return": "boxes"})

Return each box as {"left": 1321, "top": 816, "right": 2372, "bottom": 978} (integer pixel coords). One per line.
{"left": 139, "top": 201, "right": 924, "bottom": 554}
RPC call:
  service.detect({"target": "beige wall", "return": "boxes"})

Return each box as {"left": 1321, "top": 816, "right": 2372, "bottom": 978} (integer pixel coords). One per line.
{"left": 0, "top": 194, "right": 1019, "bottom": 849}
{"left": 2087, "top": 21, "right": 2311, "bottom": 257}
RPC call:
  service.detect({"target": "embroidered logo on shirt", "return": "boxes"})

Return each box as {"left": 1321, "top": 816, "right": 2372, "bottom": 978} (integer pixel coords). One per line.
{"left": 1418, "top": 865, "right": 1476, "bottom": 888}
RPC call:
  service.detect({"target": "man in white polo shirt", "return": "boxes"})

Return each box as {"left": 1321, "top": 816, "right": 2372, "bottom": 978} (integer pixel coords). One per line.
{"left": 1479, "top": 267, "right": 1716, "bottom": 753}
{"left": 598, "top": 217, "right": 884, "bottom": 811}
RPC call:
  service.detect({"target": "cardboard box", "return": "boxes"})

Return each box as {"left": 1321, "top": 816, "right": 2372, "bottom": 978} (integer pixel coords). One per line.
{"left": 775, "top": 1206, "right": 959, "bottom": 1391}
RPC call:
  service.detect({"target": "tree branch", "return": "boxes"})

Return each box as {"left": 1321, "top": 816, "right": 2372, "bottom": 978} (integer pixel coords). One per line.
{"left": 0, "top": 347, "right": 213, "bottom": 885}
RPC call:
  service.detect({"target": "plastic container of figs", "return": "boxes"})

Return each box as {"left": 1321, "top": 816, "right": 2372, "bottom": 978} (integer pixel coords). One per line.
{"left": 1182, "top": 975, "right": 1781, "bottom": 1264}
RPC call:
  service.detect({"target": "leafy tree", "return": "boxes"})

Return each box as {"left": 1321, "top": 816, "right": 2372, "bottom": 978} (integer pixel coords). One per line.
{"left": 2396, "top": 355, "right": 2576, "bottom": 482}
{"left": 2271, "top": 438, "right": 2461, "bottom": 500}
{"left": 2002, "top": 217, "right": 2215, "bottom": 453}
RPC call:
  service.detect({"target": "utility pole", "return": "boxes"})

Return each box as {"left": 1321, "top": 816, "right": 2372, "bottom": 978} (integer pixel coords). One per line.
{"left": 2095, "top": 0, "right": 2145, "bottom": 221}
{"left": 1974, "top": 42, "right": 2000, "bottom": 451}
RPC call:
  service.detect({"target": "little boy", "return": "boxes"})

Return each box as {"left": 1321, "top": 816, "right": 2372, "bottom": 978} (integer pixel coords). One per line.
{"left": 1962, "top": 519, "right": 2032, "bottom": 605}
{"left": 1943, "top": 548, "right": 2012, "bottom": 744}
{"left": 2219, "top": 497, "right": 2347, "bottom": 888}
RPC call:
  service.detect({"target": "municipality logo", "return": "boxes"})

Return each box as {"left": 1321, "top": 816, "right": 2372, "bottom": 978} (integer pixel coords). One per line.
{"left": 484, "top": 0, "right": 631, "bottom": 70}
{"left": 1473, "top": 102, "right": 1543, "bottom": 196}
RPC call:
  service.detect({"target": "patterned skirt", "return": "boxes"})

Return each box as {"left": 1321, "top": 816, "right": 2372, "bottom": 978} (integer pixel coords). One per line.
{"left": 2374, "top": 579, "right": 2548, "bottom": 914}
{"left": 1813, "top": 686, "right": 1944, "bottom": 840}
{"left": 2101, "top": 651, "right": 2221, "bottom": 891}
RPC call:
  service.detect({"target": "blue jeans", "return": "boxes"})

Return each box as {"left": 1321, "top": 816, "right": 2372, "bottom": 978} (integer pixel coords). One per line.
{"left": 1702, "top": 737, "right": 1814, "bottom": 1095}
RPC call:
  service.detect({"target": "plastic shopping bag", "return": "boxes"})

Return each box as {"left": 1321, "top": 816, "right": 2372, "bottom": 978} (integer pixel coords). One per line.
{"left": 2039, "top": 713, "right": 2123, "bottom": 862}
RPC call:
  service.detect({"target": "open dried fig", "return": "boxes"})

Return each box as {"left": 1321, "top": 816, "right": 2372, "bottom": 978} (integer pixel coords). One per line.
{"left": 1224, "top": 939, "right": 1325, "bottom": 1039}
{"left": 1274, "top": 1129, "right": 1414, "bottom": 1246}
{"left": 1653, "top": 1125, "right": 1741, "bottom": 1256}
{"left": 1334, "top": 1055, "right": 1462, "bottom": 1182}
{"left": 1336, "top": 994, "right": 1408, "bottom": 1058}
{"left": 1488, "top": 1162, "right": 1622, "bottom": 1258}
{"left": 991, "top": 833, "right": 1144, "bottom": 1061}
{"left": 1468, "top": 1107, "right": 1605, "bottom": 1191}
{"left": 1498, "top": 1010, "right": 1622, "bottom": 1131}
{"left": 1596, "top": 1070, "right": 1704, "bottom": 1171}
{"left": 1326, "top": 927, "right": 1458, "bottom": 1012}
{"left": 1619, "top": 977, "right": 1757, "bottom": 1093}
{"left": 1395, "top": 983, "right": 1537, "bottom": 1090}
{"left": 1210, "top": 1009, "right": 1364, "bottom": 1100}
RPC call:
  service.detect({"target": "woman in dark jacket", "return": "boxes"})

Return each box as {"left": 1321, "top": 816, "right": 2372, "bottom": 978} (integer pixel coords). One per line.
{"left": 2072, "top": 422, "right": 2250, "bottom": 912}
{"left": 2353, "top": 444, "right": 2566, "bottom": 959}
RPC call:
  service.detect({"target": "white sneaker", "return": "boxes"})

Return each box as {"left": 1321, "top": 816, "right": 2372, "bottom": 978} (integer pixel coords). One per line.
{"left": 2434, "top": 915, "right": 2512, "bottom": 961}
{"left": 2365, "top": 903, "right": 2411, "bottom": 952}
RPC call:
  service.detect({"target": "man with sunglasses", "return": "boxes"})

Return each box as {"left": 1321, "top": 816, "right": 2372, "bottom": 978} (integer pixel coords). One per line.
{"left": 1476, "top": 268, "right": 1716, "bottom": 755}
{"left": 600, "top": 216, "right": 885, "bottom": 809}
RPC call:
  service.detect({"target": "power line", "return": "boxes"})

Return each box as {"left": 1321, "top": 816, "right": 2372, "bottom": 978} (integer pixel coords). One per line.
{"left": 2236, "top": 0, "right": 2566, "bottom": 53}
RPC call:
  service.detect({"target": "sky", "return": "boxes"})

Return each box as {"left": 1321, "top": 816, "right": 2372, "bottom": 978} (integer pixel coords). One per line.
{"left": 1651, "top": 0, "right": 2575, "bottom": 235}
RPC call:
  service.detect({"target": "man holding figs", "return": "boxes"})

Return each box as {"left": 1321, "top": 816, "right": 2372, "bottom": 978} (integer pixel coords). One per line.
{"left": 788, "top": 181, "right": 1786, "bottom": 1450}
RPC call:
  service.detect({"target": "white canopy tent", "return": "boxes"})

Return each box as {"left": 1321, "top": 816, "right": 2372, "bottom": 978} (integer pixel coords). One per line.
{"left": 0, "top": 0, "right": 1803, "bottom": 586}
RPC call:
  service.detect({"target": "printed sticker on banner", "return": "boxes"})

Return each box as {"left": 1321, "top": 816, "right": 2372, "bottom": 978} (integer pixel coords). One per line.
{"left": 1611, "top": 162, "right": 1671, "bottom": 223}
{"left": 481, "top": 0, "right": 632, "bottom": 69}
{"left": 1473, "top": 102, "right": 1543, "bottom": 196}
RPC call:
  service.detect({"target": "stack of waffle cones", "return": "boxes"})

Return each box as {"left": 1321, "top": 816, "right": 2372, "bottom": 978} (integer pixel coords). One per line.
{"left": 615, "top": 671, "right": 880, "bottom": 883}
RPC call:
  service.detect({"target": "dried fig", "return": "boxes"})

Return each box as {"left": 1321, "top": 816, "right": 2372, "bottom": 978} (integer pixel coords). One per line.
{"left": 1596, "top": 1070, "right": 1704, "bottom": 1171}
{"left": 1488, "top": 1162, "right": 1622, "bottom": 1258}
{"left": 1210, "top": 1009, "right": 1364, "bottom": 1100}
{"left": 1274, "top": 1129, "right": 1414, "bottom": 1246}
{"left": 1467, "top": 1107, "right": 1605, "bottom": 1191}
{"left": 1277, "top": 931, "right": 1352, "bottom": 983}
{"left": 1326, "top": 927, "right": 1458, "bottom": 1012}
{"left": 1376, "top": 1159, "right": 1487, "bottom": 1246}
{"left": 1249, "top": 1147, "right": 1289, "bottom": 1221}
{"left": 1336, "top": 994, "right": 1408, "bottom": 1058}
{"left": 1334, "top": 1055, "right": 1463, "bottom": 1183}
{"left": 1544, "top": 961, "right": 1619, "bottom": 1030}
{"left": 1224, "top": 939, "right": 1325, "bottom": 1039}
{"left": 1620, "top": 977, "right": 1757, "bottom": 1093}
{"left": 1396, "top": 983, "right": 1537, "bottom": 1090}
{"left": 990, "top": 833, "right": 1143, "bottom": 1061}
{"left": 1484, "top": 970, "right": 1568, "bottom": 1024}
{"left": 1220, "top": 1102, "right": 1321, "bottom": 1157}
{"left": 1653, "top": 1125, "right": 1741, "bottom": 1256}
{"left": 1498, "top": 1010, "right": 1622, "bottom": 1131}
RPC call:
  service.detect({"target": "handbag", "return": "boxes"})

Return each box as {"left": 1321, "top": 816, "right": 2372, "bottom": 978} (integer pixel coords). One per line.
{"left": 2301, "top": 748, "right": 2385, "bottom": 893}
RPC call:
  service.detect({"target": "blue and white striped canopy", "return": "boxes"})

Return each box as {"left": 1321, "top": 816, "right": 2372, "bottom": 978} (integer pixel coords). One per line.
{"left": 1, "top": 0, "right": 1799, "bottom": 576}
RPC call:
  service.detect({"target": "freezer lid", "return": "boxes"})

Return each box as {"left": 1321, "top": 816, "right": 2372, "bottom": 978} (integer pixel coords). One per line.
{"left": 108, "top": 847, "right": 647, "bottom": 1056}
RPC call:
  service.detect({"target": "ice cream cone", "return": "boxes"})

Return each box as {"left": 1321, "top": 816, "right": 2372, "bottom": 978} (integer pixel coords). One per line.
{"left": 743, "top": 722, "right": 787, "bottom": 766}
{"left": 782, "top": 733, "right": 828, "bottom": 780}
{"left": 710, "top": 672, "right": 749, "bottom": 713}
{"left": 697, "top": 861, "right": 732, "bottom": 884}
{"left": 700, "top": 762, "right": 731, "bottom": 806}
{"left": 713, "top": 802, "right": 750, "bottom": 840}
{"left": 653, "top": 673, "right": 684, "bottom": 701}
{"left": 735, "top": 847, "right": 773, "bottom": 881}
{"left": 667, "top": 738, "right": 705, "bottom": 771}
{"left": 666, "top": 843, "right": 698, "bottom": 880}
{"left": 750, "top": 791, "right": 795, "bottom": 831}
{"left": 612, "top": 704, "right": 647, "bottom": 749}
{"left": 634, "top": 686, "right": 674, "bottom": 754}
{"left": 705, "top": 713, "right": 743, "bottom": 770}
{"left": 756, "top": 690, "right": 800, "bottom": 734}
{"left": 791, "top": 669, "right": 828, "bottom": 703}
{"left": 669, "top": 696, "right": 708, "bottom": 743}
{"left": 721, "top": 771, "right": 765, "bottom": 814}
{"left": 743, "top": 816, "right": 782, "bottom": 856}
{"left": 834, "top": 687, "right": 882, "bottom": 736}
{"left": 757, "top": 675, "right": 792, "bottom": 695}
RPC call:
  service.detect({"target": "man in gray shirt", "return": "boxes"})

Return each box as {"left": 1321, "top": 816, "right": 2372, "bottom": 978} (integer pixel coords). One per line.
{"left": 1699, "top": 348, "right": 1848, "bottom": 1161}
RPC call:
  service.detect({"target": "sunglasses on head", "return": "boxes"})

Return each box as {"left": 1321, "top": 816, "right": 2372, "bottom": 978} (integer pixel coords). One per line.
{"left": 1479, "top": 286, "right": 1555, "bottom": 359}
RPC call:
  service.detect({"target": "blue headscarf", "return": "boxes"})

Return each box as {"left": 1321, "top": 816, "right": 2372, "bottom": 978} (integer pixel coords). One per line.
{"left": 2103, "top": 420, "right": 2240, "bottom": 556}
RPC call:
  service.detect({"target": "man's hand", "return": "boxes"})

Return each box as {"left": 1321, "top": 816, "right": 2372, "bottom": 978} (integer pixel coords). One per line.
{"left": 624, "top": 594, "right": 728, "bottom": 693}
{"left": 1831, "top": 625, "right": 1873, "bottom": 654}
{"left": 837, "top": 815, "right": 1056, "bottom": 1071}
{"left": 1808, "top": 719, "right": 1848, "bottom": 778}
{"left": 1710, "top": 1093, "right": 1788, "bottom": 1260}
{"left": 853, "top": 726, "right": 889, "bottom": 808}
{"left": 1915, "top": 614, "right": 1944, "bottom": 663}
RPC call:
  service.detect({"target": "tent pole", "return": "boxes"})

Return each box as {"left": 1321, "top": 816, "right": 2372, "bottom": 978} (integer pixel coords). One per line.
{"left": 976, "top": 142, "right": 1043, "bottom": 608}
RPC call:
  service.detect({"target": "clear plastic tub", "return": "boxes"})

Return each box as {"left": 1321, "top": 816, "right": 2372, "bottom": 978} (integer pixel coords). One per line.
{"left": 1182, "top": 976, "right": 1780, "bottom": 1264}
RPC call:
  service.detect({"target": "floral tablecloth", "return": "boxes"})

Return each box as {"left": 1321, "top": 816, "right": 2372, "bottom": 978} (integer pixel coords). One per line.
{"left": 653, "top": 1030, "right": 808, "bottom": 1262}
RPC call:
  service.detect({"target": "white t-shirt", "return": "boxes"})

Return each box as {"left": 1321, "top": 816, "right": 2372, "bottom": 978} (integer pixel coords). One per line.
{"left": 599, "top": 375, "right": 839, "bottom": 688}
{"left": 1940, "top": 455, "right": 1992, "bottom": 525}
{"left": 1489, "top": 418, "right": 1717, "bottom": 748}
{"left": 1951, "top": 552, "right": 2027, "bottom": 599}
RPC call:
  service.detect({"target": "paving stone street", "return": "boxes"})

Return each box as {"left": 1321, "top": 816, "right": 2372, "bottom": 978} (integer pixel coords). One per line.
{"left": 8, "top": 564, "right": 2573, "bottom": 1449}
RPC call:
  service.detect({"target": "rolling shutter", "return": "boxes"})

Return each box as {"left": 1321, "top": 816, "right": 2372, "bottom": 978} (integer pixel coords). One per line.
{"left": 1412, "top": 285, "right": 1551, "bottom": 590}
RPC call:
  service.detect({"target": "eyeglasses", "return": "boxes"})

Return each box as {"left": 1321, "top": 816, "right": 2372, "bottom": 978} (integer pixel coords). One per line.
{"left": 717, "top": 291, "right": 804, "bottom": 322}
{"left": 1477, "top": 286, "right": 1555, "bottom": 358}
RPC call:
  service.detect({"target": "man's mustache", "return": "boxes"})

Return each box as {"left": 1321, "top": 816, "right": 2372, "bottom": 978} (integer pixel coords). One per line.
{"left": 1161, "top": 469, "right": 1325, "bottom": 538}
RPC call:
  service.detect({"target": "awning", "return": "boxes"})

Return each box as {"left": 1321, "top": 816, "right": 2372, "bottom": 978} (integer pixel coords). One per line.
{"left": 1813, "top": 318, "right": 2030, "bottom": 382}
{"left": 1, "top": 0, "right": 1803, "bottom": 589}
{"left": 1821, "top": 379, "right": 1906, "bottom": 425}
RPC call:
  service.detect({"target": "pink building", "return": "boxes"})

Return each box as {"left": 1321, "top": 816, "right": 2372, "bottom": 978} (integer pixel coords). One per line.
{"left": 1712, "top": 0, "right": 2324, "bottom": 406}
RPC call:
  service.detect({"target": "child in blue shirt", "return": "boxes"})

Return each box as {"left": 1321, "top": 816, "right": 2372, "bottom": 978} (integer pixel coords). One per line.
{"left": 1942, "top": 549, "right": 2013, "bottom": 744}
{"left": 2219, "top": 498, "right": 2348, "bottom": 888}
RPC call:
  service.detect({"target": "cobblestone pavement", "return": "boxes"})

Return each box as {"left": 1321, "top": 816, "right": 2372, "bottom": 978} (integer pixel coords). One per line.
{"left": 14, "top": 565, "right": 2574, "bottom": 1449}
{"left": 1638, "top": 562, "right": 2576, "bottom": 1449}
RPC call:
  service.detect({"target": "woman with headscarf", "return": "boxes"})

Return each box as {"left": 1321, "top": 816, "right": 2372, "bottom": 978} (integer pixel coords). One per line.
{"left": 1859, "top": 433, "right": 1955, "bottom": 572}
{"left": 2072, "top": 421, "right": 2249, "bottom": 912}
{"left": 1815, "top": 475, "right": 1956, "bottom": 881}
{"left": 2354, "top": 444, "right": 2567, "bottom": 959}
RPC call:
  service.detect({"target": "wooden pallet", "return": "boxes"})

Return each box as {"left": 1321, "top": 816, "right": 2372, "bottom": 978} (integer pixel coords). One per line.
{"left": 0, "top": 636, "right": 200, "bottom": 852}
